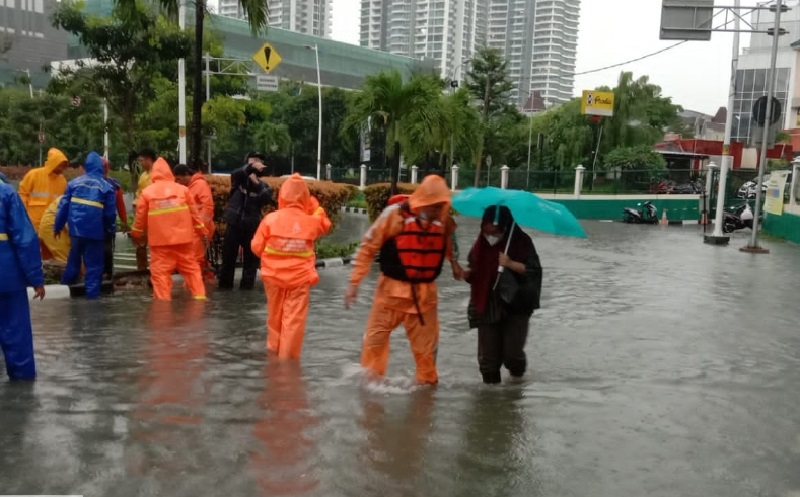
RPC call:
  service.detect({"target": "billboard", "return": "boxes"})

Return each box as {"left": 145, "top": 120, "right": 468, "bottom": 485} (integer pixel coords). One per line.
{"left": 580, "top": 90, "right": 614, "bottom": 117}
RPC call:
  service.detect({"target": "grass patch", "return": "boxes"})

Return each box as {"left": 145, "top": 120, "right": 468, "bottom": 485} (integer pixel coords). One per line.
{"left": 315, "top": 240, "right": 358, "bottom": 259}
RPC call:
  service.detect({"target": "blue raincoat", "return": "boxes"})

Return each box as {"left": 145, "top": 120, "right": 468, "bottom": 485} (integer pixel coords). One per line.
{"left": 0, "top": 180, "right": 44, "bottom": 380}
{"left": 54, "top": 152, "right": 117, "bottom": 299}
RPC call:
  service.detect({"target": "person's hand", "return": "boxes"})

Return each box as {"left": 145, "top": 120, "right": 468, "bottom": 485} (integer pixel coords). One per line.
{"left": 249, "top": 173, "right": 260, "bottom": 184}
{"left": 33, "top": 286, "right": 45, "bottom": 300}
{"left": 344, "top": 284, "right": 358, "bottom": 310}
{"left": 121, "top": 222, "right": 130, "bottom": 233}
{"left": 451, "top": 261, "right": 465, "bottom": 281}
{"left": 462, "top": 268, "right": 471, "bottom": 281}
{"left": 53, "top": 231, "right": 61, "bottom": 240}
{"left": 499, "top": 252, "right": 512, "bottom": 268}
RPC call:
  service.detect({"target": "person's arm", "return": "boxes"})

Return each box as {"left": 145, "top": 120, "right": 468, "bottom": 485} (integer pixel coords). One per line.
{"left": 6, "top": 192, "right": 45, "bottom": 290}
{"left": 250, "top": 217, "right": 270, "bottom": 257}
{"left": 349, "top": 209, "right": 398, "bottom": 289}
{"left": 115, "top": 188, "right": 128, "bottom": 227}
{"left": 445, "top": 217, "right": 464, "bottom": 280}
{"left": 130, "top": 194, "right": 149, "bottom": 242}
{"left": 229, "top": 167, "right": 245, "bottom": 196}
{"left": 53, "top": 187, "right": 71, "bottom": 234}
{"left": 103, "top": 188, "right": 117, "bottom": 235}
{"left": 310, "top": 196, "right": 331, "bottom": 237}
{"left": 185, "top": 192, "right": 206, "bottom": 238}
{"left": 18, "top": 173, "right": 32, "bottom": 208}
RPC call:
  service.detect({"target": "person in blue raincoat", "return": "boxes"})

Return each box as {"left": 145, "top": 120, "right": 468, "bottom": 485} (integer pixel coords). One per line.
{"left": 54, "top": 152, "right": 117, "bottom": 299}
{"left": 0, "top": 174, "right": 46, "bottom": 380}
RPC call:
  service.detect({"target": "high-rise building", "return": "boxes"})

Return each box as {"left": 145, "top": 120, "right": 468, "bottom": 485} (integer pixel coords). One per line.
{"left": 486, "top": 0, "right": 579, "bottom": 106}
{"left": 360, "top": 0, "right": 487, "bottom": 84}
{"left": 219, "top": 0, "right": 332, "bottom": 38}
{"left": 360, "top": 0, "right": 580, "bottom": 106}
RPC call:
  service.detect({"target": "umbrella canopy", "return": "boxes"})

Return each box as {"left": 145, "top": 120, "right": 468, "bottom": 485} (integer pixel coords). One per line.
{"left": 451, "top": 187, "right": 587, "bottom": 238}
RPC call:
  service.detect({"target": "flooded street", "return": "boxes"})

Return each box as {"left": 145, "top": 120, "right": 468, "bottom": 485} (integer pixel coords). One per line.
{"left": 2, "top": 214, "right": 800, "bottom": 497}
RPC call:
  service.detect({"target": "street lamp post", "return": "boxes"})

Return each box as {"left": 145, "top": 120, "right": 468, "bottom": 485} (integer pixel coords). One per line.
{"left": 306, "top": 44, "right": 322, "bottom": 181}
{"left": 177, "top": 0, "right": 187, "bottom": 165}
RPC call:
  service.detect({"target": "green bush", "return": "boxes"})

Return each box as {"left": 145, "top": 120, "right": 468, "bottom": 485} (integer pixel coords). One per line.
{"left": 315, "top": 240, "right": 359, "bottom": 259}
{"left": 363, "top": 182, "right": 419, "bottom": 221}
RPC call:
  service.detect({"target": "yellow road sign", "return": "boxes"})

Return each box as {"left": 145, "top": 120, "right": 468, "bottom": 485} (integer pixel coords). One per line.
{"left": 252, "top": 42, "right": 282, "bottom": 74}
{"left": 580, "top": 90, "right": 614, "bottom": 117}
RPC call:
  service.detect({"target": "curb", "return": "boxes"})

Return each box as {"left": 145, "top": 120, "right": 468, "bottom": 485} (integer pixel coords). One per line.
{"left": 341, "top": 206, "right": 368, "bottom": 215}
{"left": 315, "top": 255, "right": 353, "bottom": 268}
{"left": 602, "top": 219, "right": 702, "bottom": 225}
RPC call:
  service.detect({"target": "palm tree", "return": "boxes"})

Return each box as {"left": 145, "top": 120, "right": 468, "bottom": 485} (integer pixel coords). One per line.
{"left": 344, "top": 70, "right": 443, "bottom": 195}
{"left": 115, "top": 0, "right": 268, "bottom": 171}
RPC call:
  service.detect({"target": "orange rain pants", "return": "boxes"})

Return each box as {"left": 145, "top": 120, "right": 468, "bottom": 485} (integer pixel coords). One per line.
{"left": 361, "top": 304, "right": 440, "bottom": 384}
{"left": 264, "top": 282, "right": 311, "bottom": 359}
{"left": 150, "top": 243, "right": 206, "bottom": 300}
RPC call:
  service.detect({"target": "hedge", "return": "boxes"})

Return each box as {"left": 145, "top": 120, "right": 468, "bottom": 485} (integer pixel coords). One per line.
{"left": 363, "top": 182, "right": 420, "bottom": 221}
{"left": 205, "top": 175, "right": 357, "bottom": 233}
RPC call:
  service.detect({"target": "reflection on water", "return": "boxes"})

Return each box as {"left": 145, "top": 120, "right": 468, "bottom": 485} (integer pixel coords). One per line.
{"left": 2, "top": 217, "right": 800, "bottom": 497}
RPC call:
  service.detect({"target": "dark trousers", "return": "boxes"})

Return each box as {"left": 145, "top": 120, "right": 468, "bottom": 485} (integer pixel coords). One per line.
{"left": 62, "top": 236, "right": 105, "bottom": 299}
{"left": 477, "top": 314, "right": 529, "bottom": 384}
{"left": 0, "top": 290, "right": 36, "bottom": 380}
{"left": 218, "top": 224, "right": 259, "bottom": 290}
{"left": 104, "top": 234, "right": 115, "bottom": 279}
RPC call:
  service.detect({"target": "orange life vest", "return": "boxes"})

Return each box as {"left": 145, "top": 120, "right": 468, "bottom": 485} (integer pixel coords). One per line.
{"left": 379, "top": 203, "right": 446, "bottom": 283}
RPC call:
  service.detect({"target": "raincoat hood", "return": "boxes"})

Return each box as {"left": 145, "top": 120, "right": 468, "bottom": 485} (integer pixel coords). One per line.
{"left": 43, "top": 148, "right": 68, "bottom": 175}
{"left": 150, "top": 158, "right": 175, "bottom": 183}
{"left": 408, "top": 175, "right": 451, "bottom": 213}
{"left": 278, "top": 173, "right": 310, "bottom": 210}
{"left": 84, "top": 152, "right": 105, "bottom": 178}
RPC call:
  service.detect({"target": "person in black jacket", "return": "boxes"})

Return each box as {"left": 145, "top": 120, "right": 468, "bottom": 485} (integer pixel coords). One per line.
{"left": 218, "top": 153, "right": 273, "bottom": 290}
{"left": 463, "top": 206, "right": 542, "bottom": 384}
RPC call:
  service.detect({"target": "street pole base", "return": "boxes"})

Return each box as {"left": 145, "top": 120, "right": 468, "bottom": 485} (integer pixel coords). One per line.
{"left": 739, "top": 245, "right": 770, "bottom": 254}
{"left": 704, "top": 235, "right": 730, "bottom": 245}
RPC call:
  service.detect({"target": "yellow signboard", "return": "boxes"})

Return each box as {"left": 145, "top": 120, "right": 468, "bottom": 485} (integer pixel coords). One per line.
{"left": 581, "top": 90, "right": 614, "bottom": 117}
{"left": 252, "top": 42, "right": 282, "bottom": 74}
{"left": 765, "top": 170, "right": 790, "bottom": 216}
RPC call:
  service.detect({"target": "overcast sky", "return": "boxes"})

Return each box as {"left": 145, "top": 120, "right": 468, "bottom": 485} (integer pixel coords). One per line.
{"left": 330, "top": 0, "right": 746, "bottom": 115}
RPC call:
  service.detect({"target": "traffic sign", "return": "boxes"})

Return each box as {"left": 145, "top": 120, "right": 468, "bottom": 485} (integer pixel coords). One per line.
{"left": 752, "top": 96, "right": 782, "bottom": 126}
{"left": 256, "top": 75, "right": 279, "bottom": 92}
{"left": 71, "top": 95, "right": 81, "bottom": 107}
{"left": 38, "top": 132, "right": 45, "bottom": 143}
{"left": 252, "top": 42, "right": 282, "bottom": 74}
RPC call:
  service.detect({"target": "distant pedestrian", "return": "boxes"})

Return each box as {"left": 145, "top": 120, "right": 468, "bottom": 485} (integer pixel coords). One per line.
{"left": 174, "top": 163, "right": 216, "bottom": 281}
{"left": 0, "top": 175, "right": 46, "bottom": 380}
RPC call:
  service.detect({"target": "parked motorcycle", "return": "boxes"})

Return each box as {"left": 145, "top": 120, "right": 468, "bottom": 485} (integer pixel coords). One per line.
{"left": 623, "top": 201, "right": 659, "bottom": 224}
{"left": 723, "top": 203, "right": 756, "bottom": 233}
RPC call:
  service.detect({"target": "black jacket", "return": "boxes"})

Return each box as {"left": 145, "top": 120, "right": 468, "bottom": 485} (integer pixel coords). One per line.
{"left": 222, "top": 165, "right": 273, "bottom": 231}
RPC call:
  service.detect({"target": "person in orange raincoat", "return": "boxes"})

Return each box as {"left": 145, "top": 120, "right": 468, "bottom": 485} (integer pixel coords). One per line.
{"left": 173, "top": 164, "right": 216, "bottom": 281}
{"left": 251, "top": 173, "right": 331, "bottom": 359}
{"left": 18, "top": 147, "right": 69, "bottom": 258}
{"left": 130, "top": 158, "right": 208, "bottom": 300}
{"left": 344, "top": 175, "right": 465, "bottom": 385}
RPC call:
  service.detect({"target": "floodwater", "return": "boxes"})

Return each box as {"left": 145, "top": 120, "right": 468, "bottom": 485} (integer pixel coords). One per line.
{"left": 3, "top": 214, "right": 800, "bottom": 497}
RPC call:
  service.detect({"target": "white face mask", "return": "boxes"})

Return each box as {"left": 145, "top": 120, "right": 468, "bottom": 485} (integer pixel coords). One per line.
{"left": 484, "top": 234, "right": 501, "bottom": 246}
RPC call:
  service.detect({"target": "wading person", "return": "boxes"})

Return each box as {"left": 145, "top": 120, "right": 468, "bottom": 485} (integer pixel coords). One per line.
{"left": 463, "top": 205, "right": 542, "bottom": 384}
{"left": 344, "top": 175, "right": 464, "bottom": 385}
{"left": 174, "top": 163, "right": 216, "bottom": 281}
{"left": 133, "top": 148, "right": 156, "bottom": 270}
{"left": 251, "top": 174, "right": 331, "bottom": 359}
{"left": 0, "top": 176, "right": 46, "bottom": 380}
{"left": 18, "top": 147, "right": 69, "bottom": 259}
{"left": 219, "top": 153, "right": 272, "bottom": 290}
{"left": 54, "top": 152, "right": 117, "bottom": 299}
{"left": 130, "top": 158, "right": 207, "bottom": 300}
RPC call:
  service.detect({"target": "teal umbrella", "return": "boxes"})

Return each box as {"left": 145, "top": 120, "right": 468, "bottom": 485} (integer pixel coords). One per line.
{"left": 451, "top": 187, "right": 587, "bottom": 238}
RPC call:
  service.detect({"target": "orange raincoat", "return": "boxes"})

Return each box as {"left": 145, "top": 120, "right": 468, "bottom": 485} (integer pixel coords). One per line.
{"left": 131, "top": 158, "right": 207, "bottom": 300}
{"left": 187, "top": 172, "right": 215, "bottom": 277}
{"left": 251, "top": 174, "right": 331, "bottom": 359}
{"left": 349, "top": 175, "right": 457, "bottom": 384}
{"left": 19, "top": 148, "right": 68, "bottom": 260}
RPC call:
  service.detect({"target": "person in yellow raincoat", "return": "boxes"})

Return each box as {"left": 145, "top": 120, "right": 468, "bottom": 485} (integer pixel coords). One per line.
{"left": 18, "top": 148, "right": 69, "bottom": 258}
{"left": 344, "top": 175, "right": 464, "bottom": 385}
{"left": 37, "top": 195, "right": 70, "bottom": 263}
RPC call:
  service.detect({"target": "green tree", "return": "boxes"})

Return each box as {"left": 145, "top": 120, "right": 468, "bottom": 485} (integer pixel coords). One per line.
{"left": 51, "top": 2, "right": 191, "bottom": 184}
{"left": 345, "top": 70, "right": 443, "bottom": 194}
{"left": 466, "top": 47, "right": 515, "bottom": 185}
{"left": 114, "top": 0, "right": 269, "bottom": 171}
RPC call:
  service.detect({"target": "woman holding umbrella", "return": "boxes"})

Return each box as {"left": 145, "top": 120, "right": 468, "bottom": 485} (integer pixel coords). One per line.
{"left": 463, "top": 205, "right": 542, "bottom": 384}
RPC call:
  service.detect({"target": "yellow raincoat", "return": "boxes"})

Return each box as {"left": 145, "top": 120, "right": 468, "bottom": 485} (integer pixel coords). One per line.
{"left": 38, "top": 195, "right": 70, "bottom": 263}
{"left": 18, "top": 148, "right": 68, "bottom": 231}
